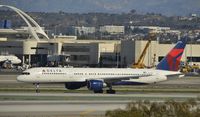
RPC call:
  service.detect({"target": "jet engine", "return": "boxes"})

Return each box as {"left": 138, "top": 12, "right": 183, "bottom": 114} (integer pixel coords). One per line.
{"left": 87, "top": 80, "right": 106, "bottom": 93}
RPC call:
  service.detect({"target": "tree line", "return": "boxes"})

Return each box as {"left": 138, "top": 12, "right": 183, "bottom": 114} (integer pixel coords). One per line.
{"left": 0, "top": 10, "right": 200, "bottom": 34}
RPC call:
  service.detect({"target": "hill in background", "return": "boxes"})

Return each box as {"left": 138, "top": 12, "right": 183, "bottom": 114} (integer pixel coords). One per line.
{"left": 0, "top": 0, "right": 200, "bottom": 16}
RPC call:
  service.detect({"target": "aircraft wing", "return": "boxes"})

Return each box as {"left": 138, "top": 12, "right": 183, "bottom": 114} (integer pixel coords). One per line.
{"left": 165, "top": 72, "right": 184, "bottom": 79}
{"left": 87, "top": 74, "right": 152, "bottom": 83}
{"left": 159, "top": 70, "right": 184, "bottom": 79}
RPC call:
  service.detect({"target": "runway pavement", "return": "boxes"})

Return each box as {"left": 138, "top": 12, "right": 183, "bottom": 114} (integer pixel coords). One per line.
{"left": 0, "top": 73, "right": 200, "bottom": 117}
{"left": 0, "top": 92, "right": 199, "bottom": 98}
{"left": 0, "top": 92, "right": 200, "bottom": 117}
{"left": 0, "top": 100, "right": 124, "bottom": 117}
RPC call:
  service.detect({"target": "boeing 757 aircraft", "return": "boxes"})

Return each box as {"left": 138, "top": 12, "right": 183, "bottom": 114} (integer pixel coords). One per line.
{"left": 17, "top": 37, "right": 187, "bottom": 94}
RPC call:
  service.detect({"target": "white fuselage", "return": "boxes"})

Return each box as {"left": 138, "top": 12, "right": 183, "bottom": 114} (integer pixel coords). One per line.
{"left": 17, "top": 67, "right": 181, "bottom": 84}
{"left": 0, "top": 55, "right": 21, "bottom": 64}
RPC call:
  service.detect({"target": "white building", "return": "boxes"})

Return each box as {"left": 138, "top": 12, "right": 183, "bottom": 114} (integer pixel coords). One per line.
{"left": 121, "top": 39, "right": 200, "bottom": 67}
{"left": 130, "top": 26, "right": 170, "bottom": 33}
{"left": 100, "top": 25, "right": 125, "bottom": 34}
{"left": 73, "top": 26, "right": 96, "bottom": 35}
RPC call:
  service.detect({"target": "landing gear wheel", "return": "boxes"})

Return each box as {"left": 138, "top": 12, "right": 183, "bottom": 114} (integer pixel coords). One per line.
{"left": 106, "top": 89, "right": 116, "bottom": 94}
{"left": 106, "top": 84, "right": 116, "bottom": 94}
{"left": 34, "top": 83, "right": 40, "bottom": 93}
{"left": 94, "top": 90, "right": 103, "bottom": 93}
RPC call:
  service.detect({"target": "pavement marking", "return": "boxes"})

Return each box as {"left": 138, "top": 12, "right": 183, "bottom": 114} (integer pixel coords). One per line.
{"left": 80, "top": 109, "right": 95, "bottom": 116}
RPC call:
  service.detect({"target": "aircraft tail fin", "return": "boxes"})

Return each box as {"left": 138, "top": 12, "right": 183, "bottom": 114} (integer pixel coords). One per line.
{"left": 3, "top": 20, "right": 11, "bottom": 29}
{"left": 156, "top": 37, "right": 187, "bottom": 71}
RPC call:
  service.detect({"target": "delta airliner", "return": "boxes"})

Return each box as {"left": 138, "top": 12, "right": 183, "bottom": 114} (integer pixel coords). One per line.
{"left": 17, "top": 37, "right": 187, "bottom": 94}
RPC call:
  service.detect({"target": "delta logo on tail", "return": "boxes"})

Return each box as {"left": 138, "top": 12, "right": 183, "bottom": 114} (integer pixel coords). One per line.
{"left": 156, "top": 37, "right": 187, "bottom": 71}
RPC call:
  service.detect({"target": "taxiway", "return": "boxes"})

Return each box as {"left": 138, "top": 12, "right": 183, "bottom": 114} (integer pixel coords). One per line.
{"left": 0, "top": 73, "right": 200, "bottom": 117}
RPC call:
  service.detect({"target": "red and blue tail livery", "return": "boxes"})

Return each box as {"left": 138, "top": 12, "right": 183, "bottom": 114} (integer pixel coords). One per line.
{"left": 156, "top": 37, "right": 187, "bottom": 71}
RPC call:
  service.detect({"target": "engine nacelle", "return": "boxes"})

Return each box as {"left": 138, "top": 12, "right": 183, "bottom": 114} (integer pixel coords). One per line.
{"left": 87, "top": 80, "right": 104, "bottom": 92}
{"left": 65, "top": 82, "right": 86, "bottom": 90}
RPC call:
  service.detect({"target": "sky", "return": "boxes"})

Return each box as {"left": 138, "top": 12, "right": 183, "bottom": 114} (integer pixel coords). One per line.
{"left": 0, "top": 0, "right": 200, "bottom": 16}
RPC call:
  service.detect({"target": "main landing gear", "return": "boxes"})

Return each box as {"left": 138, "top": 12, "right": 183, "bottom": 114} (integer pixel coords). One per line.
{"left": 93, "top": 85, "right": 116, "bottom": 94}
{"left": 34, "top": 83, "right": 40, "bottom": 93}
{"left": 106, "top": 84, "right": 116, "bottom": 94}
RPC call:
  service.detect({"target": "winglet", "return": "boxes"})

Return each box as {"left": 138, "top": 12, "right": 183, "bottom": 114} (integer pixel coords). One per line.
{"left": 156, "top": 37, "right": 187, "bottom": 71}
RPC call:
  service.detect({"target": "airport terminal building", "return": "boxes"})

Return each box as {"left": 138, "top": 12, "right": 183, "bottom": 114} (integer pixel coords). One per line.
{"left": 0, "top": 37, "right": 120, "bottom": 67}
{"left": 0, "top": 5, "right": 199, "bottom": 68}
{"left": 0, "top": 37, "right": 199, "bottom": 68}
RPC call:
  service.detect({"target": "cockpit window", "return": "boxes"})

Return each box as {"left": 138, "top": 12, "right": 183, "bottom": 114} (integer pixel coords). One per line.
{"left": 22, "top": 72, "right": 30, "bottom": 75}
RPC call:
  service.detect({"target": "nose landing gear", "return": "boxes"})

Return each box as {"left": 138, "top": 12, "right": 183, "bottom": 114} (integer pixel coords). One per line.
{"left": 34, "top": 83, "right": 40, "bottom": 93}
